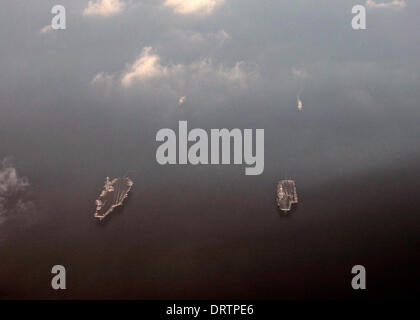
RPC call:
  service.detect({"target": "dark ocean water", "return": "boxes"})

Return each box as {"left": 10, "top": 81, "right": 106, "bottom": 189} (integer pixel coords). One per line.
{"left": 0, "top": 87, "right": 419, "bottom": 299}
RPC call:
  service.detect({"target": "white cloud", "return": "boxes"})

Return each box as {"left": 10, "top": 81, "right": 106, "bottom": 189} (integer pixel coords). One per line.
{"left": 0, "top": 159, "right": 32, "bottom": 225}
{"left": 93, "top": 46, "right": 258, "bottom": 104}
{"left": 164, "top": 0, "right": 224, "bottom": 15}
{"left": 171, "top": 29, "right": 231, "bottom": 46}
{"left": 292, "top": 67, "right": 309, "bottom": 80}
{"left": 120, "top": 47, "right": 255, "bottom": 87}
{"left": 211, "top": 29, "right": 231, "bottom": 44}
{"left": 0, "top": 166, "right": 28, "bottom": 195}
{"left": 120, "top": 47, "right": 183, "bottom": 87}
{"left": 83, "top": 0, "right": 125, "bottom": 17}
{"left": 91, "top": 72, "right": 114, "bottom": 85}
{"left": 39, "top": 25, "right": 53, "bottom": 34}
{"left": 190, "top": 58, "right": 257, "bottom": 85}
{"left": 365, "top": 0, "right": 407, "bottom": 8}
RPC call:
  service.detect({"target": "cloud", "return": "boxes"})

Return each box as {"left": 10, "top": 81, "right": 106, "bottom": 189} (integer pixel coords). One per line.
{"left": 0, "top": 164, "right": 28, "bottom": 195}
{"left": 163, "top": 0, "right": 224, "bottom": 15}
{"left": 39, "top": 25, "right": 53, "bottom": 34}
{"left": 117, "top": 46, "right": 256, "bottom": 88}
{"left": 292, "top": 67, "right": 309, "bottom": 80}
{"left": 0, "top": 159, "right": 32, "bottom": 225}
{"left": 120, "top": 46, "right": 183, "bottom": 87}
{"left": 91, "top": 72, "right": 114, "bottom": 85}
{"left": 83, "top": 0, "right": 125, "bottom": 17}
{"left": 92, "top": 46, "right": 258, "bottom": 104}
{"left": 189, "top": 58, "right": 257, "bottom": 85}
{"left": 170, "top": 29, "right": 231, "bottom": 46}
{"left": 365, "top": 0, "right": 407, "bottom": 8}
{"left": 209, "top": 29, "right": 231, "bottom": 44}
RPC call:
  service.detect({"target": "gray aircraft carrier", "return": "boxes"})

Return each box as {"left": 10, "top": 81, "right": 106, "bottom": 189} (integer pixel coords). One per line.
{"left": 94, "top": 177, "right": 133, "bottom": 220}
{"left": 277, "top": 180, "right": 298, "bottom": 212}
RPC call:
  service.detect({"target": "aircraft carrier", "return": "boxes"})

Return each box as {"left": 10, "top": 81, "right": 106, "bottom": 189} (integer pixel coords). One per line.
{"left": 277, "top": 180, "right": 298, "bottom": 212}
{"left": 94, "top": 177, "right": 133, "bottom": 220}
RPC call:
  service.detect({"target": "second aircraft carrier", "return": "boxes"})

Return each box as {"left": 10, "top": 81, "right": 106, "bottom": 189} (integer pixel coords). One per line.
{"left": 277, "top": 180, "right": 298, "bottom": 212}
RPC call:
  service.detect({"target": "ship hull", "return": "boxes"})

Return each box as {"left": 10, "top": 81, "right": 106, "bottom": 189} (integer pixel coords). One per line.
{"left": 94, "top": 177, "right": 133, "bottom": 220}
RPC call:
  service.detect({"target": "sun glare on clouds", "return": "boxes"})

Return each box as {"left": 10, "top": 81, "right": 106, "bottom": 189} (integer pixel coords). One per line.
{"left": 164, "top": 0, "right": 224, "bottom": 15}
{"left": 83, "top": 0, "right": 125, "bottom": 17}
